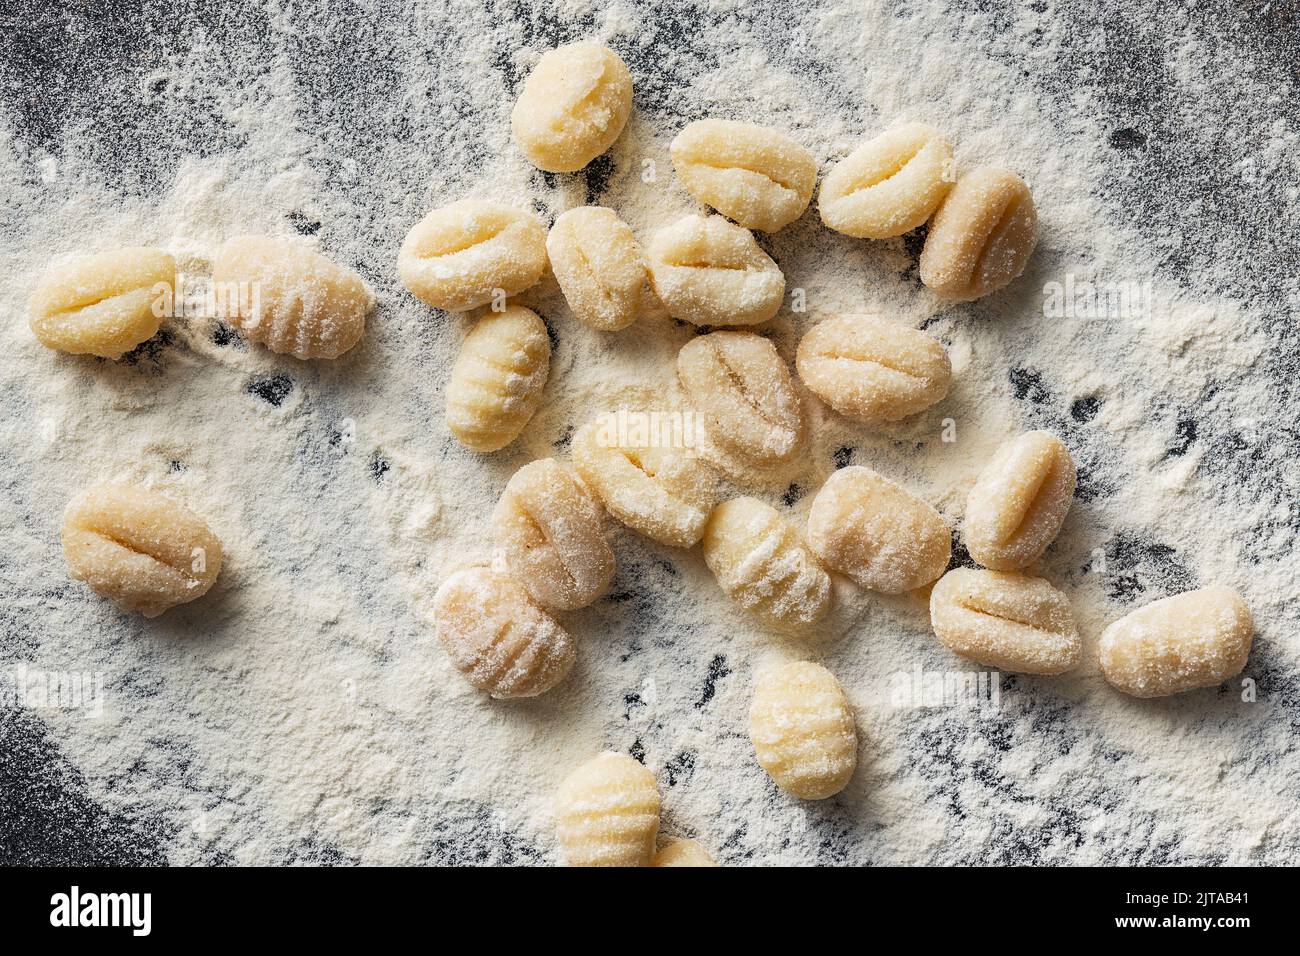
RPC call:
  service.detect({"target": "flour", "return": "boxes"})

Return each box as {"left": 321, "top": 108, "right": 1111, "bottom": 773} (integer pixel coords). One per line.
{"left": 1, "top": 0, "right": 1296, "bottom": 865}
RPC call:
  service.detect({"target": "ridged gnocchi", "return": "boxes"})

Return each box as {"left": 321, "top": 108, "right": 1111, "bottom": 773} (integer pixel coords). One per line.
{"left": 211, "top": 236, "right": 371, "bottom": 360}
{"left": 677, "top": 331, "right": 804, "bottom": 466}
{"left": 511, "top": 42, "right": 633, "bottom": 173}
{"left": 651, "top": 840, "right": 718, "bottom": 867}
{"left": 1099, "top": 586, "right": 1253, "bottom": 698}
{"left": 702, "top": 497, "right": 831, "bottom": 632}
{"left": 929, "top": 568, "right": 1080, "bottom": 675}
{"left": 555, "top": 752, "right": 660, "bottom": 867}
{"left": 964, "top": 431, "right": 1075, "bottom": 571}
{"left": 445, "top": 305, "right": 551, "bottom": 452}
{"left": 492, "top": 458, "right": 615, "bottom": 612}
{"left": 398, "top": 200, "right": 548, "bottom": 312}
{"left": 29, "top": 247, "right": 176, "bottom": 359}
{"left": 570, "top": 415, "right": 717, "bottom": 548}
{"left": 807, "top": 466, "right": 950, "bottom": 593}
{"left": 749, "top": 661, "right": 857, "bottom": 800}
{"left": 432, "top": 567, "right": 575, "bottom": 698}
{"left": 819, "top": 122, "right": 955, "bottom": 239}
{"left": 670, "top": 119, "right": 817, "bottom": 233}
{"left": 919, "top": 167, "right": 1037, "bottom": 300}
{"left": 547, "top": 207, "right": 646, "bottom": 331}
{"left": 646, "top": 214, "right": 785, "bottom": 326}
{"left": 796, "top": 313, "right": 952, "bottom": 425}
{"left": 61, "top": 483, "right": 223, "bottom": 618}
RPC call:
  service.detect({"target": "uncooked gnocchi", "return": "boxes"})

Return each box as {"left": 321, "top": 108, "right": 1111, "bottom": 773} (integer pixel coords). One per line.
{"left": 398, "top": 200, "right": 548, "bottom": 312}
{"left": 29, "top": 247, "right": 176, "bottom": 359}
{"left": 651, "top": 840, "right": 718, "bottom": 867}
{"left": 555, "top": 752, "right": 659, "bottom": 867}
{"left": 929, "top": 568, "right": 1080, "bottom": 675}
{"left": 702, "top": 497, "right": 831, "bottom": 632}
{"left": 546, "top": 207, "right": 646, "bottom": 331}
{"left": 492, "top": 458, "right": 615, "bottom": 612}
{"left": 796, "top": 313, "right": 952, "bottom": 425}
{"left": 807, "top": 466, "right": 950, "bottom": 593}
{"left": 964, "top": 431, "right": 1075, "bottom": 571}
{"left": 211, "top": 236, "right": 371, "bottom": 360}
{"left": 432, "top": 567, "right": 575, "bottom": 698}
{"left": 570, "top": 415, "right": 717, "bottom": 548}
{"left": 749, "top": 661, "right": 856, "bottom": 800}
{"left": 670, "top": 119, "right": 817, "bottom": 233}
{"left": 819, "top": 122, "right": 955, "bottom": 239}
{"left": 646, "top": 214, "right": 785, "bottom": 326}
{"left": 511, "top": 41, "right": 633, "bottom": 173}
{"left": 1099, "top": 586, "right": 1253, "bottom": 698}
{"left": 919, "top": 167, "right": 1037, "bottom": 300}
{"left": 444, "top": 305, "right": 551, "bottom": 452}
{"left": 61, "top": 483, "right": 223, "bottom": 618}
{"left": 677, "top": 331, "right": 804, "bottom": 465}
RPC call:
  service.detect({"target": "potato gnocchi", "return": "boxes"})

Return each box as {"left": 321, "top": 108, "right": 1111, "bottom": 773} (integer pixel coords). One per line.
{"left": 819, "top": 122, "right": 955, "bottom": 239}
{"left": 646, "top": 214, "right": 785, "bottom": 326}
{"left": 796, "top": 313, "right": 952, "bottom": 425}
{"left": 29, "top": 247, "right": 176, "bottom": 359}
{"left": 964, "top": 431, "right": 1075, "bottom": 571}
{"left": 929, "top": 568, "right": 1080, "bottom": 675}
{"left": 398, "top": 200, "right": 548, "bottom": 312}
{"left": 492, "top": 458, "right": 615, "bottom": 612}
{"left": 919, "top": 167, "right": 1037, "bottom": 300}
{"left": 547, "top": 206, "right": 646, "bottom": 331}
{"left": 651, "top": 840, "right": 718, "bottom": 867}
{"left": 555, "top": 752, "right": 660, "bottom": 867}
{"left": 677, "top": 331, "right": 804, "bottom": 466}
{"left": 670, "top": 119, "right": 817, "bottom": 233}
{"left": 702, "top": 497, "right": 831, "bottom": 632}
{"left": 212, "top": 235, "right": 371, "bottom": 360}
{"left": 433, "top": 567, "right": 575, "bottom": 698}
{"left": 1099, "top": 586, "right": 1253, "bottom": 698}
{"left": 511, "top": 41, "right": 633, "bottom": 173}
{"left": 444, "top": 305, "right": 551, "bottom": 453}
{"left": 807, "top": 466, "right": 950, "bottom": 593}
{"left": 62, "top": 483, "right": 223, "bottom": 618}
{"left": 749, "top": 661, "right": 857, "bottom": 800}
{"left": 571, "top": 414, "right": 717, "bottom": 548}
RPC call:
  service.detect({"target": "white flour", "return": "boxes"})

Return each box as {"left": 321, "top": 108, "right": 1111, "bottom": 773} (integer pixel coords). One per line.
{"left": 1, "top": 0, "right": 1296, "bottom": 864}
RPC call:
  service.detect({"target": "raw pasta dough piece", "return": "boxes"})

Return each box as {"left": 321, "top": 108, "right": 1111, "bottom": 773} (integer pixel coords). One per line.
{"left": 749, "top": 661, "right": 857, "bottom": 800}
{"left": 547, "top": 207, "right": 646, "bottom": 331}
{"left": 555, "top": 752, "right": 659, "bottom": 867}
{"left": 651, "top": 840, "right": 718, "bottom": 867}
{"left": 646, "top": 214, "right": 785, "bottom": 326}
{"left": 964, "top": 431, "right": 1075, "bottom": 571}
{"left": 62, "top": 483, "right": 222, "bottom": 618}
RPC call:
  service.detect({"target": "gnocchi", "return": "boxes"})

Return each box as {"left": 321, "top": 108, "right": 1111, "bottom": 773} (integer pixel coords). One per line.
{"left": 964, "top": 431, "right": 1075, "bottom": 571}
{"left": 796, "top": 313, "right": 952, "bottom": 425}
{"left": 547, "top": 207, "right": 646, "bottom": 331}
{"left": 670, "top": 119, "right": 817, "bottom": 233}
{"left": 492, "top": 458, "right": 615, "bottom": 612}
{"left": 432, "top": 568, "right": 575, "bottom": 699}
{"left": 555, "top": 752, "right": 660, "bottom": 867}
{"left": 929, "top": 568, "right": 1080, "bottom": 675}
{"left": 1099, "top": 586, "right": 1253, "bottom": 698}
{"left": 29, "top": 247, "right": 176, "bottom": 359}
{"left": 398, "top": 200, "right": 548, "bottom": 312}
{"left": 646, "top": 214, "right": 785, "bottom": 326}
{"left": 511, "top": 42, "right": 633, "bottom": 173}
{"left": 819, "top": 122, "right": 955, "bottom": 239}
{"left": 62, "top": 483, "right": 223, "bottom": 618}
{"left": 749, "top": 661, "right": 856, "bottom": 800}
{"left": 919, "top": 167, "right": 1038, "bottom": 300}
{"left": 445, "top": 305, "right": 551, "bottom": 452}
{"left": 570, "top": 414, "right": 717, "bottom": 548}
{"left": 211, "top": 236, "right": 371, "bottom": 360}
{"left": 677, "top": 331, "right": 804, "bottom": 465}
{"left": 651, "top": 840, "right": 718, "bottom": 867}
{"left": 807, "top": 466, "right": 951, "bottom": 593}
{"left": 702, "top": 497, "right": 831, "bottom": 632}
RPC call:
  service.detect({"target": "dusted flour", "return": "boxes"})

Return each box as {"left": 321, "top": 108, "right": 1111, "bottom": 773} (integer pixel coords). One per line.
{"left": 0, "top": 0, "right": 1296, "bottom": 865}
